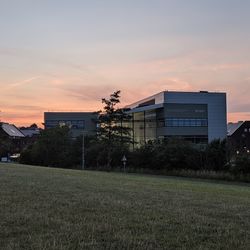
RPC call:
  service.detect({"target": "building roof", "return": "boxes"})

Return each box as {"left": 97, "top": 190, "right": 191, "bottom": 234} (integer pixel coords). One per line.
{"left": 227, "top": 121, "right": 244, "bottom": 136}
{"left": 1, "top": 123, "right": 25, "bottom": 138}
{"left": 20, "top": 129, "right": 40, "bottom": 137}
{"left": 125, "top": 90, "right": 226, "bottom": 110}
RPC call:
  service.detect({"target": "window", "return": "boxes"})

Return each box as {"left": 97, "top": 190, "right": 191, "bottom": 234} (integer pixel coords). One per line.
{"left": 165, "top": 118, "right": 208, "bottom": 127}
{"left": 46, "top": 120, "right": 85, "bottom": 129}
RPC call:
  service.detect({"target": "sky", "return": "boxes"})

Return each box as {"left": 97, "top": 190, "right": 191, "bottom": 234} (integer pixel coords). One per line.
{"left": 0, "top": 0, "right": 250, "bottom": 126}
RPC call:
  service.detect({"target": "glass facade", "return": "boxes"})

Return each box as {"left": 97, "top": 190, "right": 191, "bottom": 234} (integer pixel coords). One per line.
{"left": 129, "top": 106, "right": 208, "bottom": 145}
{"left": 132, "top": 110, "right": 157, "bottom": 145}
{"left": 133, "top": 112, "right": 145, "bottom": 145}
{"left": 145, "top": 110, "right": 157, "bottom": 141}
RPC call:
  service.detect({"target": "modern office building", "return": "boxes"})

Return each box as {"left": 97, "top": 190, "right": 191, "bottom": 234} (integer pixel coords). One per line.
{"left": 125, "top": 91, "right": 227, "bottom": 144}
{"left": 44, "top": 112, "right": 98, "bottom": 138}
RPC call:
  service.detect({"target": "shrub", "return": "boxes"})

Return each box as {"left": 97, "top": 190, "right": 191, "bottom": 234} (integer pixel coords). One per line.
{"left": 20, "top": 126, "right": 74, "bottom": 168}
{"left": 230, "top": 154, "right": 250, "bottom": 175}
{"left": 129, "top": 138, "right": 202, "bottom": 171}
{"left": 204, "top": 139, "right": 227, "bottom": 171}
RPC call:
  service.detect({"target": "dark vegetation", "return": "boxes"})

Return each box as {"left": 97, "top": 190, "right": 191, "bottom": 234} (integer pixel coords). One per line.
{"left": 0, "top": 133, "right": 19, "bottom": 158}
{"left": 18, "top": 91, "right": 250, "bottom": 180}
{"left": 20, "top": 126, "right": 80, "bottom": 168}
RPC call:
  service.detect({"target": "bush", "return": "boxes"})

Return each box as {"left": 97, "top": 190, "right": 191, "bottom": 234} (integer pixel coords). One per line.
{"left": 230, "top": 154, "right": 250, "bottom": 175}
{"left": 204, "top": 139, "right": 228, "bottom": 171}
{"left": 85, "top": 140, "right": 130, "bottom": 169}
{"left": 20, "top": 127, "right": 250, "bottom": 180}
{"left": 129, "top": 139, "right": 202, "bottom": 171}
{"left": 20, "top": 126, "right": 74, "bottom": 168}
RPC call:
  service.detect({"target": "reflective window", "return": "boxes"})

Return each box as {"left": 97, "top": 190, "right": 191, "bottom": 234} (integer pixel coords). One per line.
{"left": 165, "top": 118, "right": 208, "bottom": 127}
{"left": 46, "top": 120, "right": 85, "bottom": 129}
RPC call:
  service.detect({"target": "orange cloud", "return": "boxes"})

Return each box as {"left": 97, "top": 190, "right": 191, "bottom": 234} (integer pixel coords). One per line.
{"left": 1, "top": 47, "right": 250, "bottom": 126}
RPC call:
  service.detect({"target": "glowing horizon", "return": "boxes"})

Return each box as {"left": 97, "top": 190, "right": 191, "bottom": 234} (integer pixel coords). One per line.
{"left": 0, "top": 1, "right": 250, "bottom": 127}
{"left": 1, "top": 88, "right": 248, "bottom": 128}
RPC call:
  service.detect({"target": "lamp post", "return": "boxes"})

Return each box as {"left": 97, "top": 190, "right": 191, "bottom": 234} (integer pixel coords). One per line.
{"left": 82, "top": 132, "right": 85, "bottom": 170}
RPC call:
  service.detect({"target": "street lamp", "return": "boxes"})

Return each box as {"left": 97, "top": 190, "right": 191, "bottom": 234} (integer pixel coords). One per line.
{"left": 81, "top": 131, "right": 89, "bottom": 170}
{"left": 82, "top": 132, "right": 85, "bottom": 170}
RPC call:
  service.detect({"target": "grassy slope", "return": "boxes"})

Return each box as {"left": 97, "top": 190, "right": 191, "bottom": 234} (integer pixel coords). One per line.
{"left": 0, "top": 164, "right": 249, "bottom": 250}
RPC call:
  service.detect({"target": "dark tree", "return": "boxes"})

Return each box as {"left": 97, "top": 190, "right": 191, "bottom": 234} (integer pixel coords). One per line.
{"left": 29, "top": 123, "right": 38, "bottom": 129}
{"left": 97, "top": 90, "right": 132, "bottom": 168}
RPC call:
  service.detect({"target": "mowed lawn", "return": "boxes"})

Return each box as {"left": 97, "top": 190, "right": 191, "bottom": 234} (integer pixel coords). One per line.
{"left": 0, "top": 164, "right": 249, "bottom": 250}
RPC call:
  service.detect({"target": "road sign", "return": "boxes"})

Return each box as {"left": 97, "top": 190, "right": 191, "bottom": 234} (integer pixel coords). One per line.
{"left": 121, "top": 155, "right": 127, "bottom": 162}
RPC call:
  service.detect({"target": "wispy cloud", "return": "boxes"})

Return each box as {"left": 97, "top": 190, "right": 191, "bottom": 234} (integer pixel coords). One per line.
{"left": 6, "top": 76, "right": 41, "bottom": 89}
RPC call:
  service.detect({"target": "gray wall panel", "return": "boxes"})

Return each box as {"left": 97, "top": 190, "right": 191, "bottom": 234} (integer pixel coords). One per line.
{"left": 164, "top": 92, "right": 227, "bottom": 142}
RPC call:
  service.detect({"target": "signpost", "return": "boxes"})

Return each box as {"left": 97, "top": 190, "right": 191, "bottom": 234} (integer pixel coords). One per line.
{"left": 121, "top": 155, "right": 127, "bottom": 172}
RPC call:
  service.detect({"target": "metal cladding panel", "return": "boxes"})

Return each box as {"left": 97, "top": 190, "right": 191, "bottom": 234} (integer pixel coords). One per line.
{"left": 164, "top": 103, "right": 208, "bottom": 118}
{"left": 164, "top": 92, "right": 227, "bottom": 142}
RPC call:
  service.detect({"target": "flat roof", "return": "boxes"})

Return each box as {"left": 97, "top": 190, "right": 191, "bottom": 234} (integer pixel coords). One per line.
{"left": 125, "top": 90, "right": 226, "bottom": 109}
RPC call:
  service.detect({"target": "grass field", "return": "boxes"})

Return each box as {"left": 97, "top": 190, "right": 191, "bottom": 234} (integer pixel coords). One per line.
{"left": 0, "top": 163, "right": 249, "bottom": 250}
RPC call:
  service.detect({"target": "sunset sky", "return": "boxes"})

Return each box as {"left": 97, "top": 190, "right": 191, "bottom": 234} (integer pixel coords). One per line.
{"left": 0, "top": 0, "right": 250, "bottom": 126}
